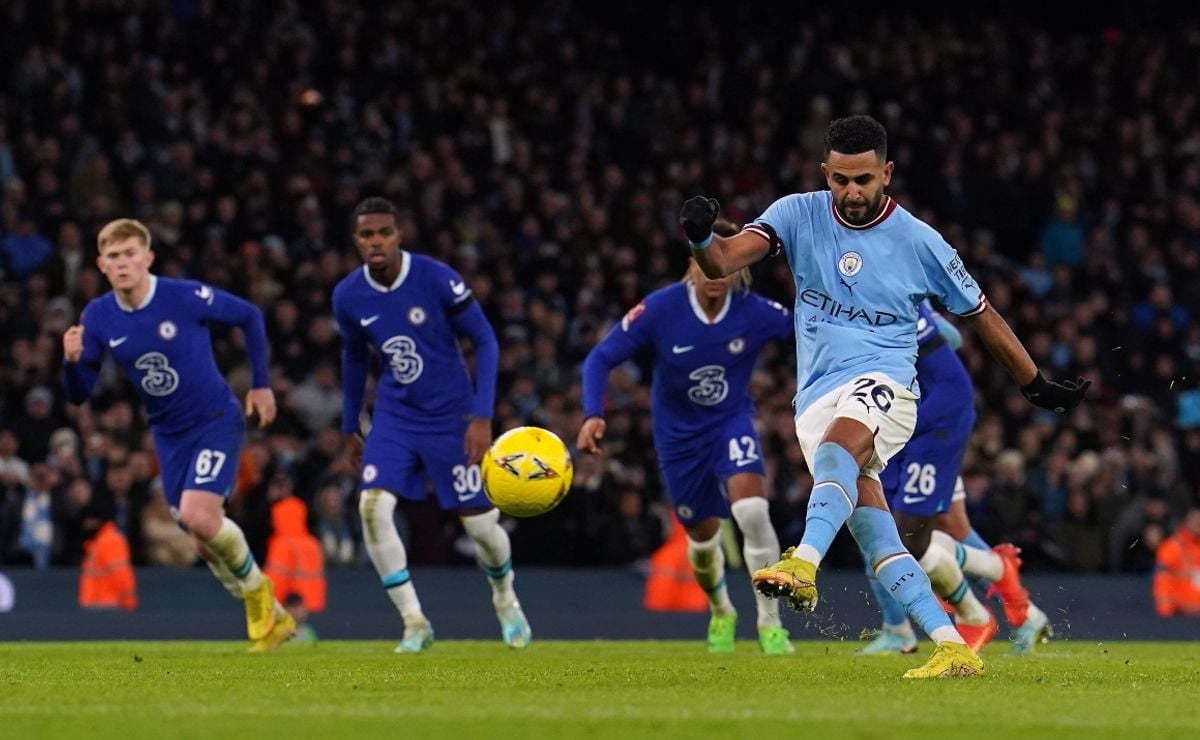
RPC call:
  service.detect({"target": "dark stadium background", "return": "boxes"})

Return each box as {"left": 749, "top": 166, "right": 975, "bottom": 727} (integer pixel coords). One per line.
{"left": 1, "top": 0, "right": 1197, "bottom": 606}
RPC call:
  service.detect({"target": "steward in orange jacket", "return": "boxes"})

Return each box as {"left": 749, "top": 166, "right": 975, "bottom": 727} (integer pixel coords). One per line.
{"left": 264, "top": 495, "right": 326, "bottom": 612}
{"left": 644, "top": 514, "right": 708, "bottom": 612}
{"left": 1154, "top": 508, "right": 1200, "bottom": 617}
{"left": 79, "top": 521, "right": 137, "bottom": 611}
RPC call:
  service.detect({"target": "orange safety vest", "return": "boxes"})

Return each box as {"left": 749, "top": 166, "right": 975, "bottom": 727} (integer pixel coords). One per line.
{"left": 1153, "top": 528, "right": 1200, "bottom": 617}
{"left": 644, "top": 515, "right": 709, "bottom": 612}
{"left": 79, "top": 522, "right": 138, "bottom": 611}
{"left": 264, "top": 497, "right": 327, "bottom": 612}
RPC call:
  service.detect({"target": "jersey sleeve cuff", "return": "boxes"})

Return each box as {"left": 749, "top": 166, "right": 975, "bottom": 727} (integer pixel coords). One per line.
{"left": 958, "top": 293, "right": 988, "bottom": 317}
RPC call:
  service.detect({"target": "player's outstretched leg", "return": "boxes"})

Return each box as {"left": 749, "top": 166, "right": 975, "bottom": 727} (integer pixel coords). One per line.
{"left": 918, "top": 539, "right": 998, "bottom": 653}
{"left": 360, "top": 489, "right": 434, "bottom": 653}
{"left": 847, "top": 507, "right": 982, "bottom": 678}
{"left": 729, "top": 498, "right": 791, "bottom": 655}
{"left": 753, "top": 443, "right": 861, "bottom": 611}
{"left": 859, "top": 563, "right": 918, "bottom": 655}
{"left": 462, "top": 508, "right": 530, "bottom": 648}
{"left": 687, "top": 530, "right": 738, "bottom": 653}
{"left": 932, "top": 530, "right": 1051, "bottom": 653}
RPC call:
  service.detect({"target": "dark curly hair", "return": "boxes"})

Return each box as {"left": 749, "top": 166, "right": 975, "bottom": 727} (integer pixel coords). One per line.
{"left": 824, "top": 115, "right": 887, "bottom": 160}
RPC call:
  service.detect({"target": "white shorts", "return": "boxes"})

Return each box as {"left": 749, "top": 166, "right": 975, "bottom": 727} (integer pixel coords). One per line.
{"left": 793, "top": 372, "right": 918, "bottom": 481}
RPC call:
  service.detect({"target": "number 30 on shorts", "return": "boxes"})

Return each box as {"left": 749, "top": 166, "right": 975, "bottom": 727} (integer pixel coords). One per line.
{"left": 452, "top": 464, "right": 482, "bottom": 500}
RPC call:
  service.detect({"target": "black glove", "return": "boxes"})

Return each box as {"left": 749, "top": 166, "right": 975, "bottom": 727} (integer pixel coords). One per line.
{"left": 1021, "top": 372, "right": 1090, "bottom": 413}
{"left": 679, "top": 196, "right": 720, "bottom": 244}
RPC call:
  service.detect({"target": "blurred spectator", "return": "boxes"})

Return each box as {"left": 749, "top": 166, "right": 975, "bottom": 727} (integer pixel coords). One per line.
{"left": 264, "top": 476, "right": 326, "bottom": 612}
{"left": 0, "top": 2, "right": 1199, "bottom": 571}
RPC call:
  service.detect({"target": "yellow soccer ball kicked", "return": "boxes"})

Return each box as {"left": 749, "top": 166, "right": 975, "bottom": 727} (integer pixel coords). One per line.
{"left": 481, "top": 426, "right": 574, "bottom": 517}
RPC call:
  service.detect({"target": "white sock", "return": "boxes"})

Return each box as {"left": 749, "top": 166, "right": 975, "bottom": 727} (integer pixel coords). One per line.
{"left": 730, "top": 497, "right": 782, "bottom": 628}
{"left": 687, "top": 533, "right": 735, "bottom": 616}
{"left": 932, "top": 530, "right": 1003, "bottom": 581}
{"left": 203, "top": 551, "right": 244, "bottom": 599}
{"left": 918, "top": 540, "right": 990, "bottom": 626}
{"left": 930, "top": 626, "right": 966, "bottom": 645}
{"left": 205, "top": 518, "right": 264, "bottom": 591}
{"left": 360, "top": 488, "right": 425, "bottom": 625}
{"left": 791, "top": 544, "right": 821, "bottom": 566}
{"left": 461, "top": 508, "right": 517, "bottom": 609}
{"left": 886, "top": 621, "right": 916, "bottom": 639}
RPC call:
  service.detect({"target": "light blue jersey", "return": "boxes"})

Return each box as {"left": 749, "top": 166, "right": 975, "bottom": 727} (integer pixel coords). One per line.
{"left": 747, "top": 191, "right": 986, "bottom": 414}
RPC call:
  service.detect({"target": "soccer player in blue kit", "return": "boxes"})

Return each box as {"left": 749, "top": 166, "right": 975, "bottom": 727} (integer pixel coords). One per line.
{"left": 680, "top": 116, "right": 1088, "bottom": 677}
{"left": 334, "top": 197, "right": 529, "bottom": 653}
{"left": 860, "top": 300, "right": 1050, "bottom": 656}
{"left": 62, "top": 218, "right": 293, "bottom": 651}
{"left": 578, "top": 221, "right": 795, "bottom": 655}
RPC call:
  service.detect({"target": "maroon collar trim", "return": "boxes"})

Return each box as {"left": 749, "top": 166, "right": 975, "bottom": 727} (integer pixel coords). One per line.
{"left": 831, "top": 195, "right": 897, "bottom": 230}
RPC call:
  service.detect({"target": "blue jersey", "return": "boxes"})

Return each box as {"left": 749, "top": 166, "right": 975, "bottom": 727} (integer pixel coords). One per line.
{"left": 748, "top": 191, "right": 986, "bottom": 414}
{"left": 582, "top": 282, "right": 793, "bottom": 448}
{"left": 914, "top": 300, "right": 974, "bottom": 428}
{"left": 334, "top": 252, "right": 499, "bottom": 436}
{"left": 64, "top": 276, "right": 269, "bottom": 435}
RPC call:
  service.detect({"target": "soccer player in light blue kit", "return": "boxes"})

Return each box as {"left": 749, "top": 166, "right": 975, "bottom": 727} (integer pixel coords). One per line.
{"left": 680, "top": 116, "right": 1088, "bottom": 677}
{"left": 334, "top": 197, "right": 529, "bottom": 653}
{"left": 577, "top": 221, "right": 795, "bottom": 655}
{"left": 62, "top": 218, "right": 293, "bottom": 651}
{"left": 860, "top": 300, "right": 1051, "bottom": 656}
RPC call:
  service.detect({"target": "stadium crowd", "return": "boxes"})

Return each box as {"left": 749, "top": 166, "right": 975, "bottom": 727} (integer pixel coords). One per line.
{"left": 1, "top": 0, "right": 1199, "bottom": 577}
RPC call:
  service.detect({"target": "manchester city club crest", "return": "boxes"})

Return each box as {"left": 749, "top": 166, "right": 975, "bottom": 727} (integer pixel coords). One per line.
{"left": 408, "top": 306, "right": 426, "bottom": 325}
{"left": 158, "top": 321, "right": 177, "bottom": 340}
{"left": 838, "top": 251, "right": 864, "bottom": 277}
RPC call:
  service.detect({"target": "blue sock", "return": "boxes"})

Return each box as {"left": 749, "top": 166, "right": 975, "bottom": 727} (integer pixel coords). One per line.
{"left": 962, "top": 528, "right": 990, "bottom": 552}
{"left": 798, "top": 443, "right": 859, "bottom": 561}
{"left": 849, "top": 507, "right": 955, "bottom": 640}
{"left": 865, "top": 563, "right": 910, "bottom": 628}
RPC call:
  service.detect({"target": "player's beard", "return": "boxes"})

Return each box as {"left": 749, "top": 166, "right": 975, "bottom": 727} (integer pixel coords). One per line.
{"left": 836, "top": 190, "right": 885, "bottom": 225}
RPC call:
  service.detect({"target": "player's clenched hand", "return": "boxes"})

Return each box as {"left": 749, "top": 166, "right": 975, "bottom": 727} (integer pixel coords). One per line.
{"left": 1021, "top": 373, "right": 1090, "bottom": 414}
{"left": 577, "top": 416, "right": 606, "bottom": 454}
{"left": 679, "top": 196, "right": 720, "bottom": 244}
{"left": 63, "top": 325, "right": 85, "bottom": 363}
{"left": 244, "top": 387, "right": 277, "bottom": 428}
{"left": 464, "top": 417, "right": 493, "bottom": 465}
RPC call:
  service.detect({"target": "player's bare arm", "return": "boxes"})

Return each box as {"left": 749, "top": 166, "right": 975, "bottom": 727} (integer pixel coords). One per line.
{"left": 679, "top": 197, "right": 769, "bottom": 278}
{"left": 967, "top": 304, "right": 1089, "bottom": 413}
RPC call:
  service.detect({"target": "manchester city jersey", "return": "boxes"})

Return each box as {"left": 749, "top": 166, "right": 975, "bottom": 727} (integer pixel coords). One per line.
{"left": 71, "top": 276, "right": 266, "bottom": 435}
{"left": 583, "top": 282, "right": 793, "bottom": 448}
{"left": 748, "top": 190, "right": 986, "bottom": 414}
{"left": 333, "top": 252, "right": 485, "bottom": 434}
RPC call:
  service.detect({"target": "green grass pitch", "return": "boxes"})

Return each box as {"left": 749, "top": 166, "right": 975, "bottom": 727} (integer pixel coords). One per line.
{"left": 2, "top": 640, "right": 1198, "bottom": 739}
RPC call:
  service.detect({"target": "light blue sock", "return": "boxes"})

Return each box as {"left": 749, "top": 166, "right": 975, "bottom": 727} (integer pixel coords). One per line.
{"left": 849, "top": 507, "right": 958, "bottom": 642}
{"left": 962, "top": 528, "right": 990, "bottom": 552}
{"left": 798, "top": 443, "right": 859, "bottom": 561}
{"left": 865, "top": 563, "right": 910, "bottom": 628}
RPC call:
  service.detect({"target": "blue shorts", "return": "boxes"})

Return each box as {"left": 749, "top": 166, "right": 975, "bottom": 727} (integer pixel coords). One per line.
{"left": 657, "top": 415, "right": 767, "bottom": 525}
{"left": 153, "top": 398, "right": 246, "bottom": 510}
{"left": 881, "top": 410, "right": 974, "bottom": 517}
{"left": 359, "top": 420, "right": 489, "bottom": 511}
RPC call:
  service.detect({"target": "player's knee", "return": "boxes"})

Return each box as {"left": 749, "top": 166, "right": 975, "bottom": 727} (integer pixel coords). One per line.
{"left": 460, "top": 507, "right": 500, "bottom": 537}
{"left": 684, "top": 517, "right": 720, "bottom": 543}
{"left": 813, "top": 442, "right": 860, "bottom": 481}
{"left": 729, "top": 497, "right": 771, "bottom": 536}
{"left": 177, "top": 504, "right": 221, "bottom": 541}
{"left": 359, "top": 488, "right": 396, "bottom": 524}
{"left": 896, "top": 515, "right": 933, "bottom": 559}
